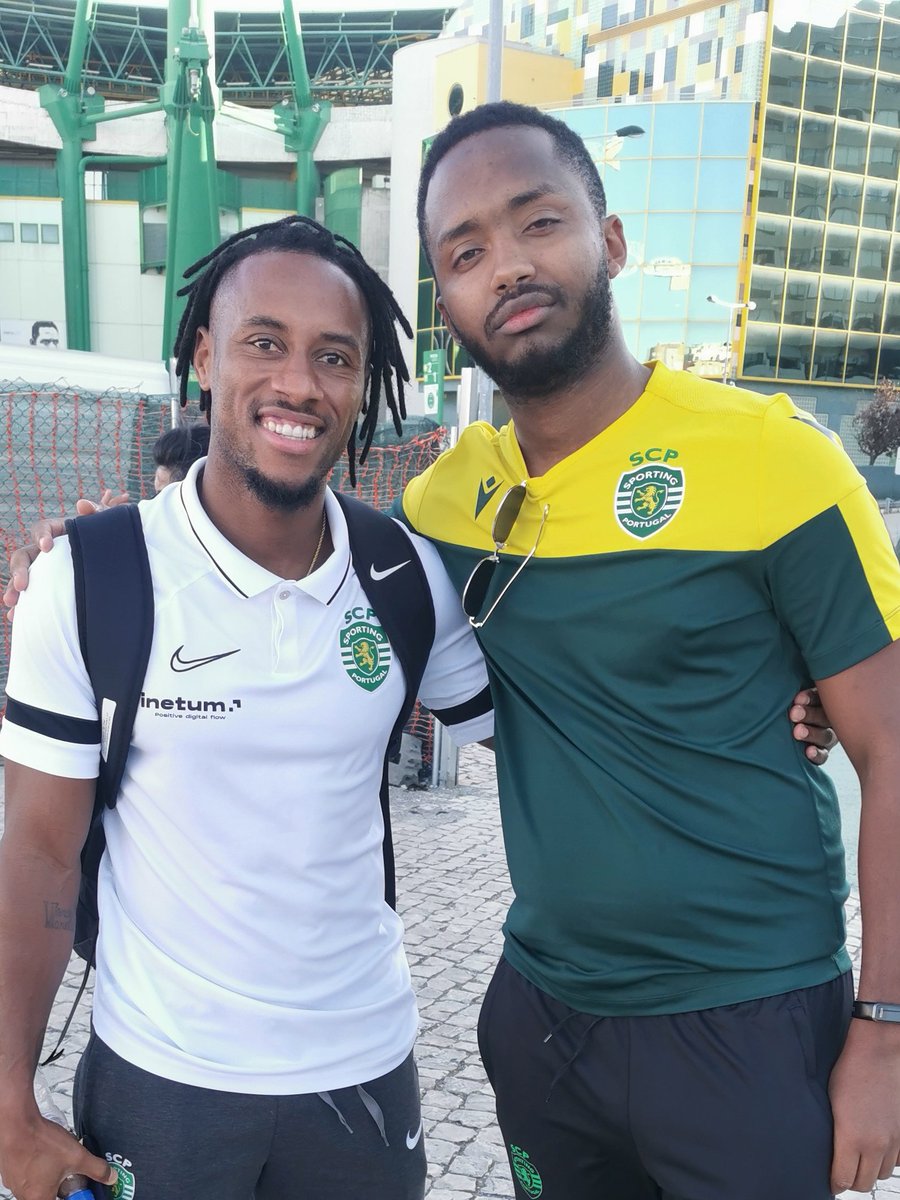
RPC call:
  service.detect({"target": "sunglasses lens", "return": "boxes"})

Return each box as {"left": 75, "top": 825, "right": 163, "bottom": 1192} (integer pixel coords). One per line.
{"left": 491, "top": 484, "right": 527, "bottom": 545}
{"left": 463, "top": 557, "right": 496, "bottom": 618}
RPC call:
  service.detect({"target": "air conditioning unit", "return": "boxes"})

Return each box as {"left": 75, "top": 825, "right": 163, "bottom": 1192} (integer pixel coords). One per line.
{"left": 372, "top": 174, "right": 391, "bottom": 190}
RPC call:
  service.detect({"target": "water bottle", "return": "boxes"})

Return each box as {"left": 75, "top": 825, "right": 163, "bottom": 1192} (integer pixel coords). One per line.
{"left": 33, "top": 1068, "right": 94, "bottom": 1200}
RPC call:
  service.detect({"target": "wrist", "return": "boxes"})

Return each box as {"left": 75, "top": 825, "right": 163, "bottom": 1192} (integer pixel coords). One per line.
{"left": 852, "top": 999, "right": 900, "bottom": 1022}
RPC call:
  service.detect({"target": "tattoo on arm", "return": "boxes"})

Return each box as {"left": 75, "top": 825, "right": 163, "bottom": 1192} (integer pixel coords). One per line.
{"left": 43, "top": 902, "right": 75, "bottom": 931}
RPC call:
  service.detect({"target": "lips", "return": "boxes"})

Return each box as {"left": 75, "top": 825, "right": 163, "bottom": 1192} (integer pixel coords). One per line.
{"left": 491, "top": 291, "right": 556, "bottom": 333}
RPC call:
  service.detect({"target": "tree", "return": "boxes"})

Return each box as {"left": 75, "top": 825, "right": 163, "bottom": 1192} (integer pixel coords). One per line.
{"left": 853, "top": 378, "right": 900, "bottom": 466}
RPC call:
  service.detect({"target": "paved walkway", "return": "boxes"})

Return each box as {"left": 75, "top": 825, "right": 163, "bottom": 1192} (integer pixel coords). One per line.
{"left": 0, "top": 748, "right": 895, "bottom": 1199}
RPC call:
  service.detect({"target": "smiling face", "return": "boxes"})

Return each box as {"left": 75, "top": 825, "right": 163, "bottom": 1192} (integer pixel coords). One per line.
{"left": 424, "top": 125, "right": 627, "bottom": 401}
{"left": 193, "top": 250, "right": 369, "bottom": 510}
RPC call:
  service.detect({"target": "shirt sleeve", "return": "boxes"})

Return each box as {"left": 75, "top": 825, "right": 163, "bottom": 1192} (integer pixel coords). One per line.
{"left": 0, "top": 538, "right": 101, "bottom": 778}
{"left": 398, "top": 523, "right": 494, "bottom": 746}
{"left": 759, "top": 397, "right": 900, "bottom": 680}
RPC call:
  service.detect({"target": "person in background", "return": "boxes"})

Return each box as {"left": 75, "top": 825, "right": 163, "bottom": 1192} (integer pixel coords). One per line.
{"left": 153, "top": 422, "right": 211, "bottom": 493}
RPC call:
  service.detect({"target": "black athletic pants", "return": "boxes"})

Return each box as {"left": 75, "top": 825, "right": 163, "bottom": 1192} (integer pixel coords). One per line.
{"left": 478, "top": 956, "right": 852, "bottom": 1200}
{"left": 73, "top": 1032, "right": 426, "bottom": 1200}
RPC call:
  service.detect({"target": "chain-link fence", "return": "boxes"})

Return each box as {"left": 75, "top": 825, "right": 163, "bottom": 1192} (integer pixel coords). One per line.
{"left": 1, "top": 380, "right": 447, "bottom": 775}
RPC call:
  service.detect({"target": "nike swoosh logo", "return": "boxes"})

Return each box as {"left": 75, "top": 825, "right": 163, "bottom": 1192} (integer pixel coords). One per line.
{"left": 170, "top": 646, "right": 241, "bottom": 672}
{"left": 406, "top": 1118, "right": 424, "bottom": 1150}
{"left": 370, "top": 560, "right": 410, "bottom": 581}
{"left": 475, "top": 478, "right": 502, "bottom": 519}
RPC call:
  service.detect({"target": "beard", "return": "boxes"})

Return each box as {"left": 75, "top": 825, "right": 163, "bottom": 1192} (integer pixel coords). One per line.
{"left": 241, "top": 466, "right": 324, "bottom": 511}
{"left": 452, "top": 265, "right": 615, "bottom": 402}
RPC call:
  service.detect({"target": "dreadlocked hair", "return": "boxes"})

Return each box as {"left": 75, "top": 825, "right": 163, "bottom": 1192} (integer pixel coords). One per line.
{"left": 172, "top": 214, "right": 413, "bottom": 486}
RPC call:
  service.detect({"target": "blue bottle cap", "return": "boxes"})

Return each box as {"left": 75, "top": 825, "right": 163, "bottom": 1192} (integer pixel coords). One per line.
{"left": 62, "top": 1191, "right": 94, "bottom": 1200}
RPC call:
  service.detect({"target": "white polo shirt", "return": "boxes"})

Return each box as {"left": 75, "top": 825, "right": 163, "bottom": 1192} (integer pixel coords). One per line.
{"left": 0, "top": 460, "right": 493, "bottom": 1094}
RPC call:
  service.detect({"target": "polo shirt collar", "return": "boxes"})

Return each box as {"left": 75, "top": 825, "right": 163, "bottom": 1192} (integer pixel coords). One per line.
{"left": 178, "top": 459, "right": 351, "bottom": 603}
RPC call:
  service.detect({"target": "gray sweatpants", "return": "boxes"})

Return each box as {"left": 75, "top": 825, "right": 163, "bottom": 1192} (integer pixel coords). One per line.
{"left": 73, "top": 1032, "right": 426, "bottom": 1200}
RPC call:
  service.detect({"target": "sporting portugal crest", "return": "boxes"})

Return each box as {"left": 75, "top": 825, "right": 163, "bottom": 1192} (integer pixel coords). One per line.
{"left": 614, "top": 464, "right": 685, "bottom": 540}
{"left": 340, "top": 620, "right": 391, "bottom": 691}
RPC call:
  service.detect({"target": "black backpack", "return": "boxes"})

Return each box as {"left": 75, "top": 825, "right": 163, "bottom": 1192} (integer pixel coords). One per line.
{"left": 43, "top": 493, "right": 435, "bottom": 1062}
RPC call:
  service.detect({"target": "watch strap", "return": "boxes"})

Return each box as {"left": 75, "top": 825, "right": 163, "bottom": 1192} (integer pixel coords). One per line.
{"left": 852, "top": 1000, "right": 900, "bottom": 1022}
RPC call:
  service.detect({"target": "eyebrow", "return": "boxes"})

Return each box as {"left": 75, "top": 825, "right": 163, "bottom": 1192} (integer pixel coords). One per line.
{"left": 435, "top": 182, "right": 563, "bottom": 252}
{"left": 239, "top": 316, "right": 363, "bottom": 353}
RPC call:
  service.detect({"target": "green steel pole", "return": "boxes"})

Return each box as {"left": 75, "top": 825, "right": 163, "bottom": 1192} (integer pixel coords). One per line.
{"left": 161, "top": 0, "right": 220, "bottom": 359}
{"left": 275, "top": 2, "right": 330, "bottom": 217}
{"left": 63, "top": 0, "right": 96, "bottom": 93}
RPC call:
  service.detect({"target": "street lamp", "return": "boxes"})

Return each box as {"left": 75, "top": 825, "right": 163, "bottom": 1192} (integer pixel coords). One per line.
{"left": 707, "top": 294, "right": 756, "bottom": 385}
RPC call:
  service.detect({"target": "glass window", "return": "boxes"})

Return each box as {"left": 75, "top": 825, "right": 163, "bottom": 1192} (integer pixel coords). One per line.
{"left": 753, "top": 216, "right": 789, "bottom": 268}
{"left": 882, "top": 285, "right": 900, "bottom": 334}
{"left": 620, "top": 322, "right": 642, "bottom": 359}
{"left": 640, "top": 274, "right": 689, "bottom": 320}
{"left": 845, "top": 13, "right": 880, "bottom": 70}
{"left": 833, "top": 121, "right": 868, "bottom": 173}
{"left": 701, "top": 104, "right": 747, "bottom": 156}
{"left": 639, "top": 321, "right": 688, "bottom": 364}
{"left": 20, "top": 223, "right": 38, "bottom": 243}
{"left": 794, "top": 170, "right": 828, "bottom": 221}
{"left": 838, "top": 69, "right": 874, "bottom": 121}
{"left": 743, "top": 326, "right": 779, "bottom": 376}
{"left": 778, "top": 327, "right": 813, "bottom": 378}
{"left": 612, "top": 263, "right": 642, "bottom": 320}
{"left": 852, "top": 281, "right": 884, "bottom": 331}
{"left": 808, "top": 20, "right": 845, "bottom": 62}
{"left": 869, "top": 128, "right": 900, "bottom": 178}
{"left": 697, "top": 159, "right": 746, "bottom": 208}
{"left": 687, "top": 268, "right": 739, "bottom": 318}
{"left": 783, "top": 276, "right": 819, "bottom": 325}
{"left": 829, "top": 176, "right": 863, "bottom": 224}
{"left": 645, "top": 212, "right": 694, "bottom": 263}
{"left": 874, "top": 76, "right": 900, "bottom": 127}
{"left": 845, "top": 334, "right": 879, "bottom": 382}
{"left": 652, "top": 104, "right": 701, "bottom": 157}
{"left": 863, "top": 181, "right": 896, "bottom": 230}
{"left": 768, "top": 53, "right": 804, "bottom": 108}
{"left": 824, "top": 226, "right": 858, "bottom": 275}
{"left": 804, "top": 60, "right": 840, "bottom": 114}
{"left": 0, "top": 222, "right": 13, "bottom": 242}
{"left": 880, "top": 340, "right": 900, "bottom": 381}
{"left": 686, "top": 319, "right": 730, "bottom": 347}
{"left": 891, "top": 239, "right": 900, "bottom": 283}
{"left": 798, "top": 117, "right": 834, "bottom": 169}
{"left": 606, "top": 158, "right": 650, "bottom": 214}
{"left": 789, "top": 224, "right": 824, "bottom": 272}
{"left": 649, "top": 160, "right": 697, "bottom": 211}
{"left": 758, "top": 163, "right": 794, "bottom": 215}
{"left": 813, "top": 330, "right": 848, "bottom": 380}
{"left": 819, "top": 278, "right": 852, "bottom": 328}
{"left": 749, "top": 269, "right": 785, "bottom": 322}
{"left": 774, "top": 21, "right": 809, "bottom": 54}
{"left": 879, "top": 19, "right": 900, "bottom": 75}
{"left": 858, "top": 232, "right": 891, "bottom": 279}
{"left": 763, "top": 111, "right": 799, "bottom": 161}
{"left": 40, "top": 224, "right": 59, "bottom": 244}
{"left": 692, "top": 213, "right": 743, "bottom": 264}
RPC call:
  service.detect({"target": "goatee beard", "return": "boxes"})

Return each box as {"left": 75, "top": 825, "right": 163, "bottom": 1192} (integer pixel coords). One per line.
{"left": 241, "top": 466, "right": 323, "bottom": 511}
{"left": 458, "top": 267, "right": 614, "bottom": 403}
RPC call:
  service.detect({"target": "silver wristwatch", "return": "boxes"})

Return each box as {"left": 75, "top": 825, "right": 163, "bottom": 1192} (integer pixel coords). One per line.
{"left": 852, "top": 1001, "right": 900, "bottom": 1022}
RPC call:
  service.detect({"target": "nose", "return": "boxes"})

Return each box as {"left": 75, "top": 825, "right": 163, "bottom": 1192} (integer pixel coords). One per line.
{"left": 269, "top": 352, "right": 322, "bottom": 403}
{"left": 489, "top": 234, "right": 536, "bottom": 294}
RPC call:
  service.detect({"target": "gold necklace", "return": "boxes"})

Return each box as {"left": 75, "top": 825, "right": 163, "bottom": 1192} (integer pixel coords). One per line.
{"left": 306, "top": 508, "right": 328, "bottom": 577}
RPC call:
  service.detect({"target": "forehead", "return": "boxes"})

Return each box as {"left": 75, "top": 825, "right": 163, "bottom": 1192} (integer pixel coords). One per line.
{"left": 212, "top": 249, "right": 368, "bottom": 336}
{"left": 425, "top": 125, "right": 587, "bottom": 240}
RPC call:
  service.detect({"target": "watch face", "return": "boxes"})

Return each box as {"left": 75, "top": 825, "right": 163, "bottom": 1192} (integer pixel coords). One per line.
{"left": 873, "top": 1004, "right": 900, "bottom": 1022}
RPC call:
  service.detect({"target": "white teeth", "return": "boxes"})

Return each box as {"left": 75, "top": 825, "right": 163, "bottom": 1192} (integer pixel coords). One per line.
{"left": 261, "top": 418, "right": 317, "bottom": 440}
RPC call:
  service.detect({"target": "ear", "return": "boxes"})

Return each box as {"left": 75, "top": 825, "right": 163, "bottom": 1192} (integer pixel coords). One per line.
{"left": 602, "top": 215, "right": 628, "bottom": 282}
{"left": 436, "top": 296, "right": 462, "bottom": 343}
{"left": 193, "top": 326, "right": 213, "bottom": 391}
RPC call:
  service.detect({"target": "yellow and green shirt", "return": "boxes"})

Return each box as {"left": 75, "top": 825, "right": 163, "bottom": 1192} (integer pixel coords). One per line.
{"left": 400, "top": 362, "right": 900, "bottom": 1016}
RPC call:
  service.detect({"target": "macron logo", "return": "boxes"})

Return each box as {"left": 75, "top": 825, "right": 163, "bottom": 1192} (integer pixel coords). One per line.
{"left": 170, "top": 646, "right": 241, "bottom": 673}
{"left": 370, "top": 560, "right": 410, "bottom": 582}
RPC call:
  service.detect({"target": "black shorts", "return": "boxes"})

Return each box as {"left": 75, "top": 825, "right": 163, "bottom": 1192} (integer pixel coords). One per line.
{"left": 478, "top": 956, "right": 852, "bottom": 1200}
{"left": 73, "top": 1033, "right": 426, "bottom": 1200}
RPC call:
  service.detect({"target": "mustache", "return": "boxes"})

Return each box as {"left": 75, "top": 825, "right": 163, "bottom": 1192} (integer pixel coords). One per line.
{"left": 485, "top": 283, "right": 564, "bottom": 337}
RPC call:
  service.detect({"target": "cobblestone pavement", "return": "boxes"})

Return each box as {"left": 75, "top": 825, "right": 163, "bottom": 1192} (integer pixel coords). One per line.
{"left": 0, "top": 748, "right": 896, "bottom": 1199}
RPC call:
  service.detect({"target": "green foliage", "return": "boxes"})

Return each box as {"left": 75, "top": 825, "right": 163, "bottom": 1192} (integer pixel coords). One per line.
{"left": 853, "top": 378, "right": 900, "bottom": 466}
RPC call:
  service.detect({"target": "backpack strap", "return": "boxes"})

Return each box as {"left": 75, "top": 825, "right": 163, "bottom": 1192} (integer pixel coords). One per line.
{"left": 43, "top": 506, "right": 154, "bottom": 1062}
{"left": 333, "top": 491, "right": 436, "bottom": 908}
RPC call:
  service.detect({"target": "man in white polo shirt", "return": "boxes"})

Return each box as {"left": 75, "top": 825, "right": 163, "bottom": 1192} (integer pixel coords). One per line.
{"left": 0, "top": 217, "right": 492, "bottom": 1200}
